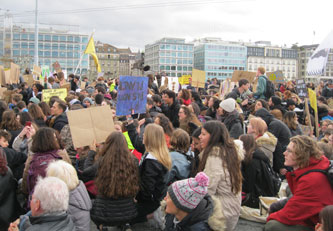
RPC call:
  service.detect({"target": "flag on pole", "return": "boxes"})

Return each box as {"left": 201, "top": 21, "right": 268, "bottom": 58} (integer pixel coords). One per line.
{"left": 308, "top": 88, "right": 317, "bottom": 113}
{"left": 84, "top": 36, "right": 101, "bottom": 73}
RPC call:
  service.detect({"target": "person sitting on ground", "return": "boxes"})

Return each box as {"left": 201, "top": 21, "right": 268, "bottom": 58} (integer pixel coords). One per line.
{"left": 315, "top": 205, "right": 333, "bottom": 231}
{"left": 283, "top": 111, "right": 303, "bottom": 137}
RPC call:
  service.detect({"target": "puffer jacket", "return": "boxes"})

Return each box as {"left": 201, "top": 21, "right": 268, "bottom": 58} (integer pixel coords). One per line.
{"left": 200, "top": 141, "right": 244, "bottom": 231}
{"left": 166, "top": 150, "right": 192, "bottom": 185}
{"left": 256, "top": 132, "right": 277, "bottom": 167}
{"left": 68, "top": 181, "right": 92, "bottom": 231}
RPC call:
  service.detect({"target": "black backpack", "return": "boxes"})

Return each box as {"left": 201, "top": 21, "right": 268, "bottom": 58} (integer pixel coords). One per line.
{"left": 296, "top": 160, "right": 333, "bottom": 188}
{"left": 261, "top": 76, "right": 275, "bottom": 100}
{"left": 261, "top": 160, "right": 282, "bottom": 196}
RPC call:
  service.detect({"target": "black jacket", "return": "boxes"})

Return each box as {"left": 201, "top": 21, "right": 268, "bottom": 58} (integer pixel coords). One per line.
{"left": 136, "top": 153, "right": 169, "bottom": 204}
{"left": 52, "top": 113, "right": 68, "bottom": 132}
{"left": 91, "top": 196, "right": 137, "bottom": 227}
{"left": 161, "top": 100, "right": 181, "bottom": 128}
{"left": 165, "top": 195, "right": 213, "bottom": 231}
{"left": 4, "top": 147, "right": 27, "bottom": 180}
{"left": 322, "top": 86, "right": 333, "bottom": 98}
{"left": 221, "top": 110, "right": 243, "bottom": 139}
{"left": 149, "top": 105, "right": 162, "bottom": 119}
{"left": 255, "top": 108, "right": 291, "bottom": 172}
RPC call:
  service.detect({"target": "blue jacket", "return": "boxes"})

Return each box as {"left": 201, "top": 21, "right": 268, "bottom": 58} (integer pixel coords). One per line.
{"left": 166, "top": 150, "right": 192, "bottom": 185}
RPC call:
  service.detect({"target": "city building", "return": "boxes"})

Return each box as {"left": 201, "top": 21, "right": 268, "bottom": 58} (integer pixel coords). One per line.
{"left": 145, "top": 37, "right": 194, "bottom": 77}
{"left": 193, "top": 37, "right": 247, "bottom": 80}
{"left": 118, "top": 48, "right": 136, "bottom": 76}
{"left": 0, "top": 19, "right": 89, "bottom": 76}
{"left": 246, "top": 41, "right": 298, "bottom": 80}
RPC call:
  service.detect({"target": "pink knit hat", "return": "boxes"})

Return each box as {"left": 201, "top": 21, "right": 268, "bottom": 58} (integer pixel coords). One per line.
{"left": 168, "top": 172, "right": 209, "bottom": 212}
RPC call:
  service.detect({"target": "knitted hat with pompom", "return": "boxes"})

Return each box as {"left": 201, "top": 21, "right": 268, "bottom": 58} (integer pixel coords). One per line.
{"left": 168, "top": 172, "right": 209, "bottom": 212}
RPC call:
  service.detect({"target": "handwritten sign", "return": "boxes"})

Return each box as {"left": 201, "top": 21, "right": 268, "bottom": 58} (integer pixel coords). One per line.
{"left": 295, "top": 79, "right": 308, "bottom": 99}
{"left": 10, "top": 63, "right": 20, "bottom": 84}
{"left": 179, "top": 75, "right": 191, "bottom": 85}
{"left": 42, "top": 88, "right": 67, "bottom": 103}
{"left": 0, "top": 66, "right": 5, "bottom": 86}
{"left": 192, "top": 69, "right": 206, "bottom": 88}
{"left": 23, "top": 74, "right": 34, "bottom": 86}
{"left": 116, "top": 76, "right": 148, "bottom": 116}
{"left": 231, "top": 71, "right": 257, "bottom": 83}
{"left": 267, "top": 71, "right": 285, "bottom": 84}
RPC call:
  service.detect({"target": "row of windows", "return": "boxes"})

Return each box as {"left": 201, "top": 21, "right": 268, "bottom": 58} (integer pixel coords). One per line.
{"left": 207, "top": 72, "right": 233, "bottom": 77}
{"left": 37, "top": 59, "right": 88, "bottom": 67}
{"left": 159, "top": 44, "right": 193, "bottom": 51}
{"left": 205, "top": 51, "right": 246, "bottom": 58}
{"left": 206, "top": 58, "right": 246, "bottom": 64}
{"left": 13, "top": 33, "right": 88, "bottom": 43}
{"left": 159, "top": 65, "right": 193, "bottom": 71}
{"left": 13, "top": 42, "right": 85, "bottom": 51}
{"left": 248, "top": 65, "right": 295, "bottom": 72}
{"left": 206, "top": 45, "right": 246, "bottom": 52}
{"left": 164, "top": 72, "right": 192, "bottom": 77}
{"left": 159, "top": 58, "right": 193, "bottom": 65}
{"left": 159, "top": 51, "right": 193, "bottom": 58}
{"left": 248, "top": 58, "right": 296, "bottom": 65}
{"left": 206, "top": 66, "right": 245, "bottom": 71}
{"left": 12, "top": 49, "right": 86, "bottom": 58}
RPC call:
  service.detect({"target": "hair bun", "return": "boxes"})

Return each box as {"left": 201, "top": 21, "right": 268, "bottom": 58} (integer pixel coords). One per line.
{"left": 195, "top": 172, "right": 209, "bottom": 187}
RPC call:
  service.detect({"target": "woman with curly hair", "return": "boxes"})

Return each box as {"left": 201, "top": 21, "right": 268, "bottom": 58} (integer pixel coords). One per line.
{"left": 0, "top": 110, "right": 23, "bottom": 148}
{"left": 198, "top": 121, "right": 243, "bottom": 230}
{"left": 177, "top": 89, "right": 192, "bottom": 106}
{"left": 90, "top": 131, "right": 139, "bottom": 230}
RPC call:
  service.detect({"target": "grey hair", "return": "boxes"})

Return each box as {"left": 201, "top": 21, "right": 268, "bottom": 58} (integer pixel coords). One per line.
{"left": 33, "top": 177, "right": 69, "bottom": 214}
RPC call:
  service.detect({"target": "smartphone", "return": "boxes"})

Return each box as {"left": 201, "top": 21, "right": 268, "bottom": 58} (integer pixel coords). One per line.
{"left": 25, "top": 121, "right": 32, "bottom": 127}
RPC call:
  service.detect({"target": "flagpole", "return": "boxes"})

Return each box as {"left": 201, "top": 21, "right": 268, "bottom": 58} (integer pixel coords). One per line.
{"left": 74, "top": 30, "right": 95, "bottom": 76}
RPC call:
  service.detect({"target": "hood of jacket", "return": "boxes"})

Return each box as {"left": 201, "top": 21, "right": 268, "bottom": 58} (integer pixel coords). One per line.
{"left": 255, "top": 108, "right": 274, "bottom": 126}
{"left": 69, "top": 180, "right": 92, "bottom": 211}
{"left": 222, "top": 110, "right": 241, "bottom": 128}
{"left": 256, "top": 132, "right": 277, "bottom": 152}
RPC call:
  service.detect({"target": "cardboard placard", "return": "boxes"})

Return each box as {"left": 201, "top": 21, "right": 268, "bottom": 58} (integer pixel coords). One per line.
{"left": 33, "top": 65, "right": 41, "bottom": 76}
{"left": 167, "top": 77, "right": 180, "bottom": 93}
{"left": 67, "top": 105, "right": 115, "bottom": 148}
{"left": 0, "top": 87, "right": 7, "bottom": 99}
{"left": 23, "top": 74, "right": 34, "bottom": 86}
{"left": 0, "top": 66, "right": 5, "bottom": 86}
{"left": 61, "top": 82, "right": 71, "bottom": 92}
{"left": 116, "top": 76, "right": 148, "bottom": 116}
{"left": 80, "top": 81, "right": 86, "bottom": 90}
{"left": 42, "top": 88, "right": 67, "bottom": 103}
{"left": 295, "top": 79, "right": 308, "bottom": 99}
{"left": 328, "top": 98, "right": 333, "bottom": 110}
{"left": 192, "top": 69, "right": 206, "bottom": 88}
{"left": 10, "top": 63, "right": 20, "bottom": 84}
{"left": 267, "top": 71, "right": 285, "bottom": 84}
{"left": 4, "top": 70, "right": 11, "bottom": 84}
{"left": 52, "top": 61, "right": 62, "bottom": 72}
{"left": 231, "top": 71, "right": 256, "bottom": 83}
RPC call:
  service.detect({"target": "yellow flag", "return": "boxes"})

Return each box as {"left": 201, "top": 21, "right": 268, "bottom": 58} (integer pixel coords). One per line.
{"left": 84, "top": 36, "right": 101, "bottom": 73}
{"left": 308, "top": 88, "right": 317, "bottom": 113}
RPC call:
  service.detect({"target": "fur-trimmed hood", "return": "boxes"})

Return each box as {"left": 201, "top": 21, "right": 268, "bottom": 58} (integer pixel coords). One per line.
{"left": 256, "top": 132, "right": 277, "bottom": 152}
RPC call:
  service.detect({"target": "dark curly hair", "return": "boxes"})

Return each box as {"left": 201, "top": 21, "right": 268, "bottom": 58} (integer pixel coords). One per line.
{"left": 155, "top": 113, "right": 174, "bottom": 137}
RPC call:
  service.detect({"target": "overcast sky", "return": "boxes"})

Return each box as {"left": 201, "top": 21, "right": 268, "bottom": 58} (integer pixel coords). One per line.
{"left": 1, "top": 0, "right": 332, "bottom": 52}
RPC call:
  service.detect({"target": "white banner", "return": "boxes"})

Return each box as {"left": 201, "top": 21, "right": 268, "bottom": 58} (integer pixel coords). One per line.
{"left": 306, "top": 30, "right": 333, "bottom": 76}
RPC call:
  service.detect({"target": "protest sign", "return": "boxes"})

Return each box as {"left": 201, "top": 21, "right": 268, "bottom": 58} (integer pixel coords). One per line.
{"left": 23, "top": 74, "right": 34, "bottom": 86}
{"left": 80, "top": 81, "right": 86, "bottom": 90}
{"left": 295, "top": 78, "right": 308, "bottom": 98}
{"left": 0, "top": 88, "right": 7, "bottom": 99}
{"left": 33, "top": 65, "right": 41, "bottom": 77}
{"left": 267, "top": 71, "right": 285, "bottom": 84}
{"left": 61, "top": 82, "right": 71, "bottom": 92}
{"left": 52, "top": 61, "right": 62, "bottom": 72}
{"left": 67, "top": 105, "right": 115, "bottom": 148}
{"left": 116, "top": 76, "right": 148, "bottom": 116}
{"left": 179, "top": 75, "right": 191, "bottom": 85}
{"left": 10, "top": 63, "right": 20, "bottom": 84}
{"left": 40, "top": 66, "right": 50, "bottom": 83}
{"left": 328, "top": 98, "right": 333, "bottom": 110}
{"left": 231, "top": 71, "right": 256, "bottom": 83}
{"left": 42, "top": 88, "right": 67, "bottom": 103}
{"left": 4, "top": 70, "right": 11, "bottom": 84}
{"left": 192, "top": 69, "right": 206, "bottom": 88}
{"left": 168, "top": 77, "right": 180, "bottom": 93}
{"left": 0, "top": 66, "right": 5, "bottom": 86}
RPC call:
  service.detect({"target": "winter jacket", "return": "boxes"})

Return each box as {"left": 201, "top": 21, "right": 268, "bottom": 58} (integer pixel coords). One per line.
{"left": 200, "top": 141, "right": 244, "bottom": 231}
{"left": 161, "top": 100, "right": 181, "bottom": 128}
{"left": 136, "top": 152, "right": 169, "bottom": 204}
{"left": 165, "top": 195, "right": 213, "bottom": 231}
{"left": 126, "top": 123, "right": 145, "bottom": 154}
{"left": 6, "top": 128, "right": 23, "bottom": 148}
{"left": 149, "top": 105, "right": 162, "bottom": 118}
{"left": 255, "top": 132, "right": 277, "bottom": 167}
{"left": 322, "top": 86, "right": 333, "bottom": 98}
{"left": 221, "top": 110, "right": 243, "bottom": 139}
{"left": 21, "top": 212, "right": 75, "bottom": 231}
{"left": 267, "top": 156, "right": 333, "bottom": 228}
{"left": 255, "top": 108, "right": 291, "bottom": 172}
{"left": 68, "top": 181, "right": 92, "bottom": 231}
{"left": 60, "top": 125, "right": 76, "bottom": 165}
{"left": 91, "top": 196, "right": 137, "bottom": 227}
{"left": 166, "top": 150, "right": 192, "bottom": 185}
{"left": 253, "top": 75, "right": 266, "bottom": 99}
{"left": 289, "top": 124, "right": 303, "bottom": 137}
{"left": 3, "top": 147, "right": 27, "bottom": 180}
{"left": 49, "top": 113, "right": 68, "bottom": 132}
{"left": 12, "top": 136, "right": 32, "bottom": 156}
{"left": 0, "top": 168, "right": 22, "bottom": 230}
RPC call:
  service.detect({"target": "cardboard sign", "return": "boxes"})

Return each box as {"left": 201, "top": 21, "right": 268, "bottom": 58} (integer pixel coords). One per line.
{"left": 295, "top": 79, "right": 308, "bottom": 98}
{"left": 328, "top": 98, "right": 333, "bottom": 110}
{"left": 267, "top": 71, "right": 285, "bottom": 84}
{"left": 116, "top": 76, "right": 148, "bottom": 116}
{"left": 23, "top": 74, "right": 34, "bottom": 86}
{"left": 33, "top": 65, "right": 41, "bottom": 76}
{"left": 67, "top": 105, "right": 115, "bottom": 148}
{"left": 231, "top": 71, "right": 256, "bottom": 83}
{"left": 4, "top": 70, "right": 11, "bottom": 84}
{"left": 179, "top": 75, "right": 191, "bottom": 85}
{"left": 0, "top": 66, "right": 5, "bottom": 86}
{"left": 52, "top": 61, "right": 62, "bottom": 72}
{"left": 80, "top": 81, "right": 86, "bottom": 90}
{"left": 61, "top": 82, "right": 71, "bottom": 92}
{"left": 168, "top": 77, "right": 180, "bottom": 93}
{"left": 10, "top": 63, "right": 20, "bottom": 84}
{"left": 0, "top": 87, "right": 7, "bottom": 99}
{"left": 192, "top": 69, "right": 206, "bottom": 88}
{"left": 42, "top": 88, "right": 67, "bottom": 103}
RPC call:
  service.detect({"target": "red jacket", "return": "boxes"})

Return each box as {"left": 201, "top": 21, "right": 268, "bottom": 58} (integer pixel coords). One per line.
{"left": 267, "top": 156, "right": 333, "bottom": 228}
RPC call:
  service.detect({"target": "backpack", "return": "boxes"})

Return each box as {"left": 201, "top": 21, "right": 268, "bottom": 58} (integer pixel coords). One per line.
{"left": 296, "top": 160, "right": 333, "bottom": 188}
{"left": 261, "top": 76, "right": 275, "bottom": 100}
{"left": 261, "top": 160, "right": 282, "bottom": 196}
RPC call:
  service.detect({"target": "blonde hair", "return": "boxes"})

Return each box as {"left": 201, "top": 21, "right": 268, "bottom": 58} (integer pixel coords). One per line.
{"left": 46, "top": 160, "right": 79, "bottom": 191}
{"left": 249, "top": 117, "right": 267, "bottom": 136}
{"left": 258, "top": 67, "right": 265, "bottom": 74}
{"left": 144, "top": 123, "right": 172, "bottom": 170}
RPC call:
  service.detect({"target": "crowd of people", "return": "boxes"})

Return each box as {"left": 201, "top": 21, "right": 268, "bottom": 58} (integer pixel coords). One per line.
{"left": 0, "top": 66, "right": 333, "bottom": 231}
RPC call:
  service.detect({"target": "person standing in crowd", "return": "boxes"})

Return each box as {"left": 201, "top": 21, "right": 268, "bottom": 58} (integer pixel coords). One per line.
{"left": 70, "top": 75, "right": 80, "bottom": 92}
{"left": 254, "top": 99, "right": 270, "bottom": 113}
{"left": 226, "top": 78, "right": 250, "bottom": 107}
{"left": 90, "top": 131, "right": 139, "bottom": 229}
{"left": 28, "top": 104, "right": 46, "bottom": 128}
{"left": 218, "top": 98, "right": 243, "bottom": 139}
{"left": 178, "top": 105, "right": 201, "bottom": 136}
{"left": 205, "top": 96, "right": 220, "bottom": 120}
{"left": 177, "top": 89, "right": 192, "bottom": 106}
{"left": 198, "top": 121, "right": 243, "bottom": 231}
{"left": 134, "top": 123, "right": 172, "bottom": 223}
{"left": 283, "top": 111, "right": 303, "bottom": 137}
{"left": 161, "top": 90, "right": 181, "bottom": 128}
{"left": 322, "top": 79, "right": 333, "bottom": 98}
{"left": 253, "top": 67, "right": 267, "bottom": 99}
{"left": 47, "top": 99, "right": 68, "bottom": 133}
{"left": 46, "top": 160, "right": 92, "bottom": 231}
{"left": 265, "top": 136, "right": 333, "bottom": 231}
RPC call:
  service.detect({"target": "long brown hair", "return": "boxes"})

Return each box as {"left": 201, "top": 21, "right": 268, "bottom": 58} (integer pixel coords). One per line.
{"left": 95, "top": 131, "right": 139, "bottom": 199}
{"left": 320, "top": 205, "right": 333, "bottom": 231}
{"left": 0, "top": 110, "right": 22, "bottom": 131}
{"left": 198, "top": 121, "right": 242, "bottom": 194}
{"left": 283, "top": 111, "right": 297, "bottom": 130}
{"left": 28, "top": 103, "right": 46, "bottom": 121}
{"left": 0, "top": 148, "right": 8, "bottom": 176}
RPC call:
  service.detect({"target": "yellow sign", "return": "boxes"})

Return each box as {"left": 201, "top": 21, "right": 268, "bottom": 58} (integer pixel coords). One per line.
{"left": 192, "top": 69, "right": 206, "bottom": 88}
{"left": 179, "top": 75, "right": 191, "bottom": 85}
{"left": 42, "top": 88, "right": 67, "bottom": 103}
{"left": 269, "top": 73, "right": 276, "bottom": 81}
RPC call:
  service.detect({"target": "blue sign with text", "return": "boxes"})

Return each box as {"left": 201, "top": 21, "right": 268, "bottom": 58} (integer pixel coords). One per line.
{"left": 116, "top": 76, "right": 148, "bottom": 116}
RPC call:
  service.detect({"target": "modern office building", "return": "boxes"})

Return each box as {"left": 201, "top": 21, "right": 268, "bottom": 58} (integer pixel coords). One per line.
{"left": 193, "top": 38, "right": 247, "bottom": 80}
{"left": 246, "top": 41, "right": 298, "bottom": 80}
{"left": 1, "top": 20, "right": 89, "bottom": 76}
{"left": 145, "top": 37, "right": 194, "bottom": 77}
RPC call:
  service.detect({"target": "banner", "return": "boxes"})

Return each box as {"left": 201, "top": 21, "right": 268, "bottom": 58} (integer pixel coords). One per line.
{"left": 295, "top": 79, "right": 308, "bottom": 98}
{"left": 10, "top": 63, "right": 20, "bottom": 84}
{"left": 267, "top": 71, "right": 285, "bottom": 84}
{"left": 231, "top": 71, "right": 256, "bottom": 83}
{"left": 308, "top": 88, "right": 317, "bottom": 113}
{"left": 116, "top": 76, "right": 148, "bottom": 116}
{"left": 23, "top": 74, "right": 34, "bottom": 86}
{"left": 307, "top": 30, "right": 333, "bottom": 76}
{"left": 67, "top": 106, "right": 115, "bottom": 148}
{"left": 41, "top": 66, "right": 50, "bottom": 83}
{"left": 167, "top": 77, "right": 180, "bottom": 93}
{"left": 192, "top": 69, "right": 206, "bottom": 88}
{"left": 179, "top": 75, "right": 191, "bottom": 85}
{"left": 42, "top": 88, "right": 67, "bottom": 103}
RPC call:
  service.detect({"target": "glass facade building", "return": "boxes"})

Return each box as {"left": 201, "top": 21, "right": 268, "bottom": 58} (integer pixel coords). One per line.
{"left": 145, "top": 38, "right": 194, "bottom": 77}
{"left": 194, "top": 40, "right": 247, "bottom": 80}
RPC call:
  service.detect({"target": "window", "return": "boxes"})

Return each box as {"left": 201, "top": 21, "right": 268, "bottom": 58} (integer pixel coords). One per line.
{"left": 171, "top": 66, "right": 176, "bottom": 71}
{"left": 67, "top": 44, "right": 73, "bottom": 50}
{"left": 29, "top": 34, "right": 34, "bottom": 41}
{"left": 67, "top": 59, "right": 73, "bottom": 66}
{"left": 38, "top": 43, "right": 43, "bottom": 49}
{"left": 44, "top": 51, "right": 50, "bottom": 57}
{"left": 13, "top": 50, "right": 20, "bottom": 56}
{"left": 177, "top": 45, "right": 182, "bottom": 51}
{"left": 45, "top": 35, "right": 51, "bottom": 41}
{"left": 13, "top": 33, "right": 20, "bottom": 40}
{"left": 67, "top": 36, "right": 73, "bottom": 42}
{"left": 21, "top": 34, "right": 28, "bottom": 40}
{"left": 74, "top": 36, "right": 80, "bottom": 43}
{"left": 160, "top": 45, "right": 165, "bottom": 50}
{"left": 38, "top": 51, "right": 43, "bottom": 57}
{"left": 44, "top": 43, "right": 50, "bottom": 49}
{"left": 82, "top": 37, "right": 88, "bottom": 43}
{"left": 60, "top": 44, "right": 66, "bottom": 50}
{"left": 177, "top": 52, "right": 182, "bottom": 57}
{"left": 60, "top": 51, "right": 66, "bottom": 57}
{"left": 74, "top": 45, "right": 80, "bottom": 51}
{"left": 60, "top": 36, "right": 66, "bottom": 42}
{"left": 13, "top": 43, "right": 20, "bottom": 49}
{"left": 21, "top": 50, "right": 28, "bottom": 55}
{"left": 183, "top": 66, "right": 188, "bottom": 71}
{"left": 29, "top": 43, "right": 34, "bottom": 49}
{"left": 52, "top": 51, "right": 58, "bottom": 57}
{"left": 52, "top": 44, "right": 58, "bottom": 50}
{"left": 52, "top": 35, "right": 59, "bottom": 41}
{"left": 160, "top": 65, "right": 165, "bottom": 70}
{"left": 177, "top": 66, "right": 182, "bottom": 71}
{"left": 21, "top": 42, "right": 28, "bottom": 49}
{"left": 166, "top": 66, "right": 170, "bottom": 70}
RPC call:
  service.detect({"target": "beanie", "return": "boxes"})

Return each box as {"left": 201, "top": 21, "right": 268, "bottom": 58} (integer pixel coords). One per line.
{"left": 219, "top": 98, "right": 236, "bottom": 113}
{"left": 29, "top": 97, "right": 40, "bottom": 104}
{"left": 271, "top": 96, "right": 281, "bottom": 106}
{"left": 168, "top": 172, "right": 209, "bottom": 213}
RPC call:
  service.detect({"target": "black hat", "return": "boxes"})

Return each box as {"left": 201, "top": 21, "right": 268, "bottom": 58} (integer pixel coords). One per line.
{"left": 271, "top": 96, "right": 281, "bottom": 106}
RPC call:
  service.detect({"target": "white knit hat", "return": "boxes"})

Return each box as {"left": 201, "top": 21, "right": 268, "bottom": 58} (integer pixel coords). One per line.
{"left": 219, "top": 98, "right": 236, "bottom": 113}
